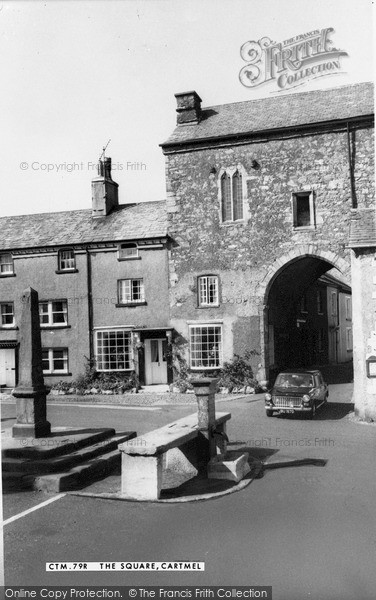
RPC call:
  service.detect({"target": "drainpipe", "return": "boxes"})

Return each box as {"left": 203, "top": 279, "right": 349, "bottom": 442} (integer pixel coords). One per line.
{"left": 86, "top": 247, "right": 94, "bottom": 363}
{"left": 347, "top": 122, "right": 357, "bottom": 209}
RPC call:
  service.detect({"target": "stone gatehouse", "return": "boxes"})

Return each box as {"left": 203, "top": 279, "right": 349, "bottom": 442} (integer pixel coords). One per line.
{"left": 161, "top": 82, "right": 374, "bottom": 385}
{"left": 0, "top": 82, "right": 374, "bottom": 414}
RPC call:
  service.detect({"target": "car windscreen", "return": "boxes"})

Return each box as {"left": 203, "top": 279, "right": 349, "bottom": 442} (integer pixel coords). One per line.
{"left": 275, "top": 373, "right": 314, "bottom": 388}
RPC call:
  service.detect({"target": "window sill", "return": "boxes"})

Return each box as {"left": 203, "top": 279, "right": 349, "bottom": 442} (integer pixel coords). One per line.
{"left": 40, "top": 325, "right": 71, "bottom": 330}
{"left": 117, "top": 256, "right": 141, "bottom": 261}
{"left": 44, "top": 372, "right": 72, "bottom": 377}
{"left": 0, "top": 273, "right": 16, "bottom": 278}
{"left": 96, "top": 369, "right": 133, "bottom": 373}
{"left": 196, "top": 305, "right": 220, "bottom": 309}
{"left": 293, "top": 226, "right": 316, "bottom": 231}
{"left": 0, "top": 326, "right": 18, "bottom": 330}
{"left": 190, "top": 366, "right": 222, "bottom": 371}
{"left": 55, "top": 269, "right": 79, "bottom": 274}
{"left": 220, "top": 220, "right": 245, "bottom": 227}
{"left": 115, "top": 302, "right": 147, "bottom": 307}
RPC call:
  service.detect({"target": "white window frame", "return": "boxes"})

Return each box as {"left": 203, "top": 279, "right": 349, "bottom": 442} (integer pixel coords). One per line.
{"left": 345, "top": 295, "right": 352, "bottom": 320}
{"left": 0, "top": 253, "right": 14, "bottom": 275}
{"left": 58, "top": 249, "right": 76, "bottom": 271}
{"left": 189, "top": 324, "right": 223, "bottom": 370}
{"left": 0, "top": 302, "right": 15, "bottom": 327}
{"left": 95, "top": 329, "right": 133, "bottom": 372}
{"left": 118, "top": 279, "right": 145, "bottom": 304}
{"left": 292, "top": 191, "right": 315, "bottom": 229}
{"left": 118, "top": 243, "right": 139, "bottom": 260}
{"left": 198, "top": 275, "right": 219, "bottom": 307}
{"left": 42, "top": 348, "right": 69, "bottom": 374}
{"left": 39, "top": 300, "right": 68, "bottom": 327}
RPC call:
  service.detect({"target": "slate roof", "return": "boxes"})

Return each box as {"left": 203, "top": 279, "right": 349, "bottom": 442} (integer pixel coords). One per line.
{"left": 162, "top": 82, "right": 374, "bottom": 147}
{"left": 348, "top": 209, "right": 376, "bottom": 248}
{"left": 0, "top": 201, "right": 167, "bottom": 251}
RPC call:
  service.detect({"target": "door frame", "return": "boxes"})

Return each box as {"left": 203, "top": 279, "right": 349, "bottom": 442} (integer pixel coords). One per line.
{"left": 0, "top": 346, "right": 18, "bottom": 388}
{"left": 144, "top": 338, "right": 168, "bottom": 385}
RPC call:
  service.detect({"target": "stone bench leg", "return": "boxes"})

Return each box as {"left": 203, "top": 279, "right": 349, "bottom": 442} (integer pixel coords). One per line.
{"left": 214, "top": 422, "right": 228, "bottom": 455}
{"left": 121, "top": 453, "right": 163, "bottom": 500}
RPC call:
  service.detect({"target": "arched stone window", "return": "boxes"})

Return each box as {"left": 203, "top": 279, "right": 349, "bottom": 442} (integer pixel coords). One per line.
{"left": 221, "top": 170, "right": 244, "bottom": 222}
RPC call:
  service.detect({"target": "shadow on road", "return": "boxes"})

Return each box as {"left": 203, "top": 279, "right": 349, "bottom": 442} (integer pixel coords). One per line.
{"left": 314, "top": 401, "right": 354, "bottom": 420}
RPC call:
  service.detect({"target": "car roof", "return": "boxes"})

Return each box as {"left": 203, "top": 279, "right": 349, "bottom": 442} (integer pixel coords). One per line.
{"left": 278, "top": 370, "right": 322, "bottom": 375}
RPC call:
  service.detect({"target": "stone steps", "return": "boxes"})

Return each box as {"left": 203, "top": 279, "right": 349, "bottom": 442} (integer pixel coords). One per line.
{"left": 2, "top": 432, "right": 133, "bottom": 473}
{"left": 2, "top": 429, "right": 136, "bottom": 493}
{"left": 2, "top": 427, "right": 116, "bottom": 460}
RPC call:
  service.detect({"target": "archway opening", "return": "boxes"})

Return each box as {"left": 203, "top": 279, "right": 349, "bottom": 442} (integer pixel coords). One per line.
{"left": 265, "top": 256, "right": 353, "bottom": 384}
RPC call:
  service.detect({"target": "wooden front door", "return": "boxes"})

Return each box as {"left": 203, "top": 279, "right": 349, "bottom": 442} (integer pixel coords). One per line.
{"left": 0, "top": 348, "right": 16, "bottom": 388}
{"left": 144, "top": 339, "right": 167, "bottom": 385}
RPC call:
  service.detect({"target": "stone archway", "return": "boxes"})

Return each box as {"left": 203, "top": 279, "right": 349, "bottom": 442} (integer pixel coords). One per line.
{"left": 256, "top": 246, "right": 351, "bottom": 385}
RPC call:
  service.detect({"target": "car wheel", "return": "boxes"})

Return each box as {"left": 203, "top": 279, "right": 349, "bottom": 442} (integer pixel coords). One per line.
{"left": 266, "top": 409, "right": 273, "bottom": 417}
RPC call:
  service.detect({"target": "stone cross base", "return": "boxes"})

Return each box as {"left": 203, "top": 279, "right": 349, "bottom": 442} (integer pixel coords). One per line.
{"left": 12, "top": 390, "right": 51, "bottom": 438}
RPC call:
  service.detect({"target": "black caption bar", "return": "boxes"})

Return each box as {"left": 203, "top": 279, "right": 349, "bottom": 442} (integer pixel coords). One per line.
{"left": 1, "top": 587, "right": 272, "bottom": 600}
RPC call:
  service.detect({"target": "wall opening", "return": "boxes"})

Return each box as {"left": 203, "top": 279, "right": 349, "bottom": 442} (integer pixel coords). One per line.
{"left": 264, "top": 256, "right": 353, "bottom": 384}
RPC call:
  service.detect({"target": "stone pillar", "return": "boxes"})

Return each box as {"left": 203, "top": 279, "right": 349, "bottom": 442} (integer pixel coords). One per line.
{"left": 12, "top": 288, "right": 51, "bottom": 438}
{"left": 191, "top": 378, "right": 217, "bottom": 473}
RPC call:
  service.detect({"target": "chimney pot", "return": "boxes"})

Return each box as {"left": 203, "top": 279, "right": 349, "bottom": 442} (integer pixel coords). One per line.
{"left": 175, "top": 91, "right": 202, "bottom": 125}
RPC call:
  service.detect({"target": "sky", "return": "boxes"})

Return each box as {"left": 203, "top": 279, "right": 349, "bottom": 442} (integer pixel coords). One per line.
{"left": 0, "top": 0, "right": 374, "bottom": 217}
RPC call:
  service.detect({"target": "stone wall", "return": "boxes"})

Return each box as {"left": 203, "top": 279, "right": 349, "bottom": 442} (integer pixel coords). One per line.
{"left": 164, "top": 125, "right": 374, "bottom": 380}
{"left": 0, "top": 251, "right": 90, "bottom": 383}
{"left": 351, "top": 248, "right": 376, "bottom": 421}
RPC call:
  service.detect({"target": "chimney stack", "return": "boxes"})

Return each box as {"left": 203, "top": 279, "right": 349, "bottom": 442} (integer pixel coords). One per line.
{"left": 91, "top": 156, "right": 119, "bottom": 217}
{"left": 175, "top": 91, "right": 202, "bottom": 125}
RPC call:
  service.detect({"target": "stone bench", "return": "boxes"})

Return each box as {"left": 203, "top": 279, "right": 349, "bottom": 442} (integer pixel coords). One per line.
{"left": 119, "top": 412, "right": 231, "bottom": 500}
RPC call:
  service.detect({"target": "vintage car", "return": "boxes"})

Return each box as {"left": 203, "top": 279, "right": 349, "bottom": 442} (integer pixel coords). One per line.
{"left": 265, "top": 369, "right": 328, "bottom": 419}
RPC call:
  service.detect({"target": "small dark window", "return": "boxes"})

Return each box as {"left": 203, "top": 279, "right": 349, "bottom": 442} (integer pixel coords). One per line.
{"left": 318, "top": 331, "right": 324, "bottom": 353}
{"left": 317, "top": 290, "right": 324, "bottom": 314}
{"left": 296, "top": 195, "right": 310, "bottom": 226}
{"left": 300, "top": 294, "right": 307, "bottom": 313}
{"left": 118, "top": 243, "right": 138, "bottom": 259}
{"left": 293, "top": 192, "right": 314, "bottom": 228}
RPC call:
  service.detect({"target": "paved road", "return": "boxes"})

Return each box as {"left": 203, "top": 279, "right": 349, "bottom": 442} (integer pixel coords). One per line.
{"left": 2, "top": 384, "right": 376, "bottom": 599}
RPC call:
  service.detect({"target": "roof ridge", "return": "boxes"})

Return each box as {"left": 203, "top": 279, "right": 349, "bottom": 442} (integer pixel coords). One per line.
{"left": 202, "top": 81, "right": 374, "bottom": 113}
{"left": 0, "top": 199, "right": 167, "bottom": 221}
